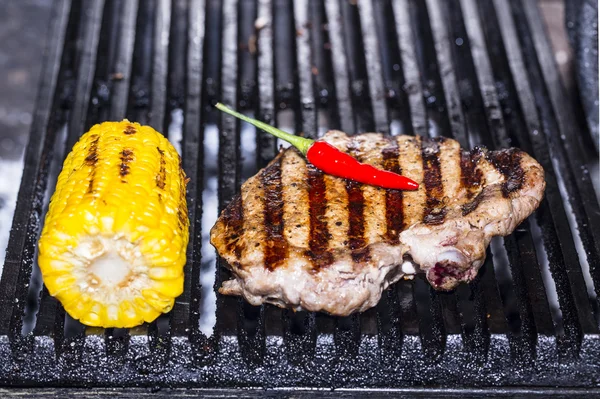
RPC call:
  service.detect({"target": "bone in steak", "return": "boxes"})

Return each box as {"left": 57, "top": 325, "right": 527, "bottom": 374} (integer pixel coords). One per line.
{"left": 210, "top": 131, "right": 545, "bottom": 316}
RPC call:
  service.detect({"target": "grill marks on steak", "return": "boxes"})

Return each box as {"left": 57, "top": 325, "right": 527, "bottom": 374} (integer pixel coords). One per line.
{"left": 306, "top": 165, "right": 334, "bottom": 270}
{"left": 261, "top": 155, "right": 287, "bottom": 271}
{"left": 382, "top": 141, "right": 404, "bottom": 244}
{"left": 211, "top": 131, "right": 546, "bottom": 315}
{"left": 421, "top": 138, "right": 447, "bottom": 225}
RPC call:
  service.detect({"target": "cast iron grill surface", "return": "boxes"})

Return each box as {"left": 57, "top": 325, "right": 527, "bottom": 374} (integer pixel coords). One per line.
{"left": 1, "top": 0, "right": 599, "bottom": 391}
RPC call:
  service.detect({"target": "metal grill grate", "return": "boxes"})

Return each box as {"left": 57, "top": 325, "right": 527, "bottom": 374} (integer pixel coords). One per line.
{"left": 1, "top": 0, "right": 599, "bottom": 391}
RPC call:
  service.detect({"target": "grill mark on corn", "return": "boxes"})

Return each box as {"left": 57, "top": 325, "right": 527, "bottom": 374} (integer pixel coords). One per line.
{"left": 156, "top": 147, "right": 166, "bottom": 189}
{"left": 460, "top": 148, "right": 484, "bottom": 215}
{"left": 306, "top": 164, "right": 333, "bottom": 270}
{"left": 119, "top": 148, "right": 134, "bottom": 182}
{"left": 124, "top": 124, "right": 137, "bottom": 135}
{"left": 85, "top": 135, "right": 100, "bottom": 193}
{"left": 346, "top": 139, "right": 369, "bottom": 263}
{"left": 382, "top": 139, "right": 404, "bottom": 244}
{"left": 221, "top": 195, "right": 244, "bottom": 260}
{"left": 486, "top": 148, "right": 524, "bottom": 198}
{"left": 177, "top": 167, "right": 188, "bottom": 228}
{"left": 421, "top": 137, "right": 446, "bottom": 225}
{"left": 262, "top": 154, "right": 288, "bottom": 271}
{"left": 397, "top": 136, "right": 425, "bottom": 226}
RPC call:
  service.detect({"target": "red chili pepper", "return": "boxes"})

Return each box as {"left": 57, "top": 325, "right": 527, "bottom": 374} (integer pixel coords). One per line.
{"left": 215, "top": 103, "right": 419, "bottom": 190}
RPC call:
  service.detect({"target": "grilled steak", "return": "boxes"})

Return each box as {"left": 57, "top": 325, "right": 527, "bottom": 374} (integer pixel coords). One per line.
{"left": 210, "top": 131, "right": 545, "bottom": 316}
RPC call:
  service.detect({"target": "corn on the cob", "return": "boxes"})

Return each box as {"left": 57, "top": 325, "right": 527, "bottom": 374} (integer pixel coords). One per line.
{"left": 38, "top": 120, "right": 189, "bottom": 328}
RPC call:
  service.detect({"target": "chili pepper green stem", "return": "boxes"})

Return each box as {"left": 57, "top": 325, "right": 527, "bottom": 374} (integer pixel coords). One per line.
{"left": 216, "top": 103, "right": 314, "bottom": 155}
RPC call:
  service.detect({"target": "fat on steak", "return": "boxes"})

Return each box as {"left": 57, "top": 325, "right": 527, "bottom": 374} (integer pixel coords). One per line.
{"left": 210, "top": 131, "right": 545, "bottom": 316}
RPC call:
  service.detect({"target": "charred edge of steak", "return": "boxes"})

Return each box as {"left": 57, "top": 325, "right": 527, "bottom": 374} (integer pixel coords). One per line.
{"left": 221, "top": 195, "right": 244, "bottom": 260}
{"left": 486, "top": 148, "right": 524, "bottom": 198}
{"left": 261, "top": 155, "right": 288, "bottom": 271}
{"left": 421, "top": 137, "right": 447, "bottom": 225}
{"left": 382, "top": 142, "right": 404, "bottom": 244}
{"left": 461, "top": 190, "right": 484, "bottom": 216}
{"left": 307, "top": 164, "right": 334, "bottom": 270}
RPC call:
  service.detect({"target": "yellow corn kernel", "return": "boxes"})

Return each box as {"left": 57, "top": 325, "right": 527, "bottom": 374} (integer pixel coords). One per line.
{"left": 38, "top": 120, "right": 189, "bottom": 328}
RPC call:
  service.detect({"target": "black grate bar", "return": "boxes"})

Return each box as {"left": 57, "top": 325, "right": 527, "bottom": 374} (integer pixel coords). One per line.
{"left": 515, "top": 0, "right": 598, "bottom": 333}
{"left": 308, "top": 0, "right": 334, "bottom": 110}
{"left": 15, "top": 0, "right": 101, "bottom": 353}
{"left": 323, "top": 0, "right": 353, "bottom": 134}
{"left": 282, "top": 0, "right": 320, "bottom": 360}
{"left": 148, "top": 0, "right": 172, "bottom": 129}
{"left": 423, "top": 0, "right": 467, "bottom": 145}
{"left": 479, "top": 252, "right": 510, "bottom": 333}
{"left": 522, "top": 0, "right": 600, "bottom": 310}
{"left": 164, "top": 0, "right": 188, "bottom": 129}
{"left": 324, "top": 0, "right": 363, "bottom": 361}
{"left": 61, "top": 0, "right": 107, "bottom": 358}
{"left": 455, "top": 0, "right": 537, "bottom": 358}
{"left": 389, "top": 0, "right": 425, "bottom": 338}
{"left": 138, "top": 0, "right": 173, "bottom": 360}
{"left": 294, "top": 0, "right": 317, "bottom": 139}
{"left": 356, "top": 0, "right": 388, "bottom": 134}
{"left": 339, "top": 0, "right": 374, "bottom": 133}
{"left": 474, "top": 0, "right": 558, "bottom": 338}
{"left": 254, "top": 0, "right": 281, "bottom": 347}
{"left": 486, "top": 2, "right": 554, "bottom": 340}
{"left": 64, "top": 0, "right": 105, "bottom": 152}
{"left": 109, "top": 0, "right": 139, "bottom": 121}
{"left": 24, "top": 0, "right": 80, "bottom": 343}
{"left": 414, "top": 277, "right": 446, "bottom": 361}
{"left": 85, "top": 0, "right": 123, "bottom": 125}
{"left": 408, "top": 0, "right": 452, "bottom": 138}
{"left": 456, "top": 277, "right": 490, "bottom": 361}
{"left": 497, "top": 0, "right": 595, "bottom": 353}
{"left": 412, "top": 0, "right": 480, "bottom": 343}
{"left": 391, "top": 0, "right": 427, "bottom": 137}
{"left": 235, "top": 0, "right": 266, "bottom": 367}
{"left": 370, "top": 0, "right": 409, "bottom": 136}
{"left": 273, "top": 0, "right": 295, "bottom": 109}
{"left": 237, "top": 0, "right": 258, "bottom": 110}
{"left": 171, "top": 0, "right": 206, "bottom": 339}
{"left": 214, "top": 0, "right": 241, "bottom": 345}
{"left": 126, "top": 0, "right": 157, "bottom": 124}
{"left": 438, "top": 293, "right": 462, "bottom": 335}
{"left": 256, "top": 0, "right": 277, "bottom": 168}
